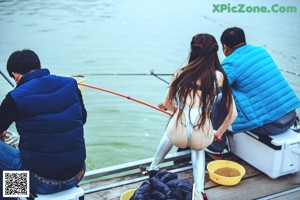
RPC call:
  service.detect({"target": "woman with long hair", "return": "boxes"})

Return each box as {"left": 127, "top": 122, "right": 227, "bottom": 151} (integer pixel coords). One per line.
{"left": 149, "top": 33, "right": 237, "bottom": 199}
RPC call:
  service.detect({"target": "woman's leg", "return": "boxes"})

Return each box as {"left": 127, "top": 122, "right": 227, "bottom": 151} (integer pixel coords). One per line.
{"left": 191, "top": 149, "right": 205, "bottom": 193}
{"left": 149, "top": 134, "right": 173, "bottom": 171}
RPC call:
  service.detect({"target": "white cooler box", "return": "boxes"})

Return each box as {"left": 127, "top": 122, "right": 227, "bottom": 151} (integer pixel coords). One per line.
{"left": 228, "top": 129, "right": 300, "bottom": 179}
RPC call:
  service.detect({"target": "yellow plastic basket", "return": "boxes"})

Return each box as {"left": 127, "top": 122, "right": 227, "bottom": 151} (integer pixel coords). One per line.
{"left": 120, "top": 189, "right": 137, "bottom": 200}
{"left": 207, "top": 160, "right": 246, "bottom": 186}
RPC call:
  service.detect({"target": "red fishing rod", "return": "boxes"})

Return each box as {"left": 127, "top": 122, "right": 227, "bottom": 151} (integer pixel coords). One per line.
{"left": 79, "top": 83, "right": 172, "bottom": 116}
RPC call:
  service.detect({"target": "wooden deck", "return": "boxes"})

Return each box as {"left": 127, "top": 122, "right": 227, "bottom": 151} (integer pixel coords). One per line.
{"left": 79, "top": 151, "right": 300, "bottom": 200}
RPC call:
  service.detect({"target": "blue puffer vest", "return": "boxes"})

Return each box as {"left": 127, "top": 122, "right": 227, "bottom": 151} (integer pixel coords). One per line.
{"left": 9, "top": 69, "right": 86, "bottom": 179}
{"left": 222, "top": 44, "right": 300, "bottom": 132}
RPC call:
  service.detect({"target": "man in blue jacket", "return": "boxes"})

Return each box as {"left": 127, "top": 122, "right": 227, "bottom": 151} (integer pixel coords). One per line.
{"left": 220, "top": 27, "right": 300, "bottom": 135}
{"left": 0, "top": 49, "right": 87, "bottom": 198}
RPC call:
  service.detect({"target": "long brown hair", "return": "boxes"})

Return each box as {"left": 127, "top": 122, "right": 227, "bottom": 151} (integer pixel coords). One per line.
{"left": 169, "top": 34, "right": 232, "bottom": 129}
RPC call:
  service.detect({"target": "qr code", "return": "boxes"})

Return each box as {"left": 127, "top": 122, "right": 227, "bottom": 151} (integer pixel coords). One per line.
{"left": 2, "top": 170, "right": 29, "bottom": 197}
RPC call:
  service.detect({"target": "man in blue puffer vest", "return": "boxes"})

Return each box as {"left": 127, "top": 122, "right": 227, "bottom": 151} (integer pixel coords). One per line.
{"left": 0, "top": 49, "right": 87, "bottom": 198}
{"left": 220, "top": 27, "right": 300, "bottom": 135}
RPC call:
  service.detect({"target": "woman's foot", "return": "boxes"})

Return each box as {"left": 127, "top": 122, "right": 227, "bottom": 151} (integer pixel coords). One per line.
{"left": 192, "top": 183, "right": 208, "bottom": 200}
{"left": 202, "top": 193, "right": 208, "bottom": 200}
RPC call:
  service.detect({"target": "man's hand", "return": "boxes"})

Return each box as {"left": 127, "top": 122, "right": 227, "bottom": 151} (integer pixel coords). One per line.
{"left": 0, "top": 131, "right": 7, "bottom": 140}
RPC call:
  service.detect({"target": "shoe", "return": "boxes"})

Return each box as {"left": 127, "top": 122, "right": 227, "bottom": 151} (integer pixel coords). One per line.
{"left": 205, "top": 151, "right": 223, "bottom": 160}
{"left": 291, "top": 114, "right": 300, "bottom": 133}
{"left": 206, "top": 130, "right": 230, "bottom": 153}
{"left": 202, "top": 193, "right": 208, "bottom": 200}
{"left": 192, "top": 183, "right": 208, "bottom": 200}
{"left": 192, "top": 183, "right": 203, "bottom": 200}
{"left": 205, "top": 130, "right": 234, "bottom": 159}
{"left": 148, "top": 170, "right": 158, "bottom": 179}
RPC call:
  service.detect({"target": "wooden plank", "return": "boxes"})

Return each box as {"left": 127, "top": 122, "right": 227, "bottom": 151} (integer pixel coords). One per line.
{"left": 271, "top": 190, "right": 300, "bottom": 200}
{"left": 257, "top": 187, "right": 300, "bottom": 200}
{"left": 206, "top": 172, "right": 300, "bottom": 200}
{"left": 81, "top": 154, "right": 300, "bottom": 200}
{"left": 81, "top": 156, "right": 261, "bottom": 199}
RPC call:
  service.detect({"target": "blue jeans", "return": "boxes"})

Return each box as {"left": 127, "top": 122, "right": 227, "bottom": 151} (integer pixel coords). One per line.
{"left": 30, "top": 165, "right": 85, "bottom": 195}
{"left": 0, "top": 141, "right": 21, "bottom": 199}
{"left": 211, "top": 95, "right": 296, "bottom": 136}
{"left": 250, "top": 111, "right": 296, "bottom": 135}
{"left": 206, "top": 94, "right": 229, "bottom": 154}
{"left": 0, "top": 141, "right": 85, "bottom": 198}
{"left": 210, "top": 93, "right": 228, "bottom": 129}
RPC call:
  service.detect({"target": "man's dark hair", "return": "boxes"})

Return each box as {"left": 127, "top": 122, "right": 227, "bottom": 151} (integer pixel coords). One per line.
{"left": 220, "top": 27, "right": 246, "bottom": 48}
{"left": 7, "top": 49, "right": 41, "bottom": 78}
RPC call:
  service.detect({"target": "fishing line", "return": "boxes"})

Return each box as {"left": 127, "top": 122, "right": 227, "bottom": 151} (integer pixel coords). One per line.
{"left": 279, "top": 68, "right": 300, "bottom": 77}
{"left": 79, "top": 83, "right": 172, "bottom": 116}
{"left": 150, "top": 70, "right": 170, "bottom": 85}
{"left": 0, "top": 69, "right": 15, "bottom": 88}
{"left": 79, "top": 73, "right": 173, "bottom": 76}
{"left": 78, "top": 68, "right": 300, "bottom": 77}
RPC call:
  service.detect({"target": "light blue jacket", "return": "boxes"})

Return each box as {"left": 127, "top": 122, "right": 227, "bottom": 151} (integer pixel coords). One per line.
{"left": 222, "top": 44, "right": 300, "bottom": 132}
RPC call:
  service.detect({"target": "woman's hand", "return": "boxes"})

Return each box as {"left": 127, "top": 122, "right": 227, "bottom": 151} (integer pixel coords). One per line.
{"left": 213, "top": 130, "right": 223, "bottom": 141}
{"left": 158, "top": 103, "right": 167, "bottom": 110}
{"left": 214, "top": 135, "right": 223, "bottom": 141}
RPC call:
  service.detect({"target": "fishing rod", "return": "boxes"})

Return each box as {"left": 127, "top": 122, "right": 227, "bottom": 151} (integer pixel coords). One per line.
{"left": 79, "top": 83, "right": 172, "bottom": 116}
{"left": 0, "top": 69, "right": 15, "bottom": 88}
{"left": 0, "top": 69, "right": 171, "bottom": 116}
